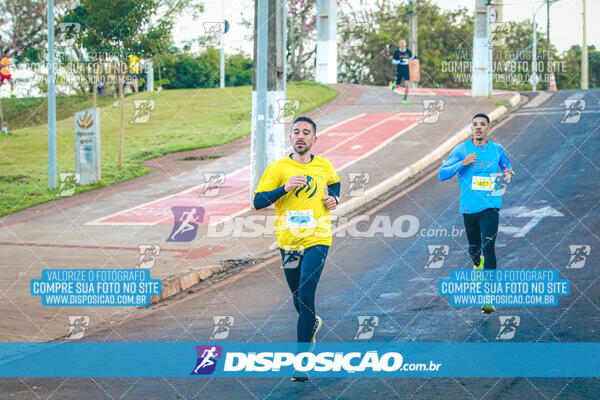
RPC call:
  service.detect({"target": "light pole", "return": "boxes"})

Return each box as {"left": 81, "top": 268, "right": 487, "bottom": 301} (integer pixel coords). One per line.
{"left": 315, "top": 0, "right": 337, "bottom": 83}
{"left": 531, "top": 1, "right": 546, "bottom": 91}
{"left": 546, "top": 1, "right": 551, "bottom": 90}
{"left": 545, "top": 1, "right": 560, "bottom": 89}
{"left": 408, "top": 0, "right": 418, "bottom": 88}
{"left": 48, "top": 0, "right": 57, "bottom": 189}
{"left": 219, "top": 0, "right": 225, "bottom": 88}
{"left": 250, "top": 0, "right": 286, "bottom": 197}
{"left": 471, "top": 0, "right": 492, "bottom": 97}
{"left": 531, "top": 0, "right": 558, "bottom": 91}
{"left": 581, "top": 0, "right": 588, "bottom": 89}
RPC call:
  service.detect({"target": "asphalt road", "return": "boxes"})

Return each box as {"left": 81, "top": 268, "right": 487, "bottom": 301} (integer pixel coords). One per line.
{"left": 2, "top": 89, "right": 599, "bottom": 399}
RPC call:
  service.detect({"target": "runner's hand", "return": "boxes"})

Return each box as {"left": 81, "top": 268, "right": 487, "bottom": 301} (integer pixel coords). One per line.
{"left": 462, "top": 153, "right": 477, "bottom": 166}
{"left": 323, "top": 186, "right": 337, "bottom": 211}
{"left": 503, "top": 166, "right": 514, "bottom": 181}
{"left": 284, "top": 175, "right": 307, "bottom": 192}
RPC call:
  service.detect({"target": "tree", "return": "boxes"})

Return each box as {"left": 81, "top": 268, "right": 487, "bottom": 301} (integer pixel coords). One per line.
{"left": 286, "top": 0, "right": 317, "bottom": 81}
{"left": 138, "top": 20, "right": 173, "bottom": 93}
{"left": 557, "top": 45, "right": 600, "bottom": 89}
{"left": 67, "top": 0, "right": 161, "bottom": 170}
{"left": 157, "top": 0, "right": 203, "bottom": 21}
{"left": 240, "top": 0, "right": 318, "bottom": 82}
{"left": 0, "top": 0, "right": 75, "bottom": 60}
{"left": 335, "top": 0, "right": 587, "bottom": 91}
{"left": 62, "top": 0, "right": 202, "bottom": 99}
{"left": 337, "top": 0, "right": 474, "bottom": 87}
{"left": 490, "top": 19, "right": 552, "bottom": 91}
{"left": 143, "top": 0, "right": 203, "bottom": 92}
{"left": 226, "top": 52, "right": 253, "bottom": 86}
{"left": 156, "top": 47, "right": 252, "bottom": 89}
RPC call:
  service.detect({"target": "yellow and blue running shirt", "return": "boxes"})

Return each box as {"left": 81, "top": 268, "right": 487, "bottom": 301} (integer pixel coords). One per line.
{"left": 255, "top": 155, "right": 340, "bottom": 250}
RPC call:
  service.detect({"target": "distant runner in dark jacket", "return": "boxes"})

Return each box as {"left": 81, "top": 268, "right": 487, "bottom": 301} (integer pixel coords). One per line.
{"left": 392, "top": 39, "right": 412, "bottom": 104}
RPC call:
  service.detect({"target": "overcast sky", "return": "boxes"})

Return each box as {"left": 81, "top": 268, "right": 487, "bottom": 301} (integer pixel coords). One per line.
{"left": 173, "top": 0, "right": 597, "bottom": 55}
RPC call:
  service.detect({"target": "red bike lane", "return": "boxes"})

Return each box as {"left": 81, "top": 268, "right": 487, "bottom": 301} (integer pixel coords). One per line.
{"left": 88, "top": 113, "right": 421, "bottom": 226}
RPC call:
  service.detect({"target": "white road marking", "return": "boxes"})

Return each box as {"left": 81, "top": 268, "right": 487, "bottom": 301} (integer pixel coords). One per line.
{"left": 500, "top": 206, "right": 564, "bottom": 237}
{"left": 513, "top": 110, "right": 598, "bottom": 116}
{"left": 522, "top": 91, "right": 552, "bottom": 109}
{"left": 566, "top": 91, "right": 586, "bottom": 101}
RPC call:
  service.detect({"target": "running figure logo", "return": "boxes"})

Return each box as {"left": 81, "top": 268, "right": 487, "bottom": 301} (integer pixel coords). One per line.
{"left": 486, "top": 172, "right": 511, "bottom": 197}
{"left": 167, "top": 207, "right": 205, "bottom": 242}
{"left": 57, "top": 173, "right": 80, "bottom": 196}
{"left": 191, "top": 345, "right": 222, "bottom": 375}
{"left": 425, "top": 245, "right": 449, "bottom": 269}
{"left": 354, "top": 316, "right": 379, "bottom": 340}
{"left": 282, "top": 247, "right": 304, "bottom": 269}
{"left": 566, "top": 245, "right": 591, "bottom": 269}
{"left": 420, "top": 100, "right": 445, "bottom": 124}
{"left": 346, "top": 172, "right": 370, "bottom": 197}
{"left": 342, "top": 21, "right": 368, "bottom": 47}
{"left": 210, "top": 316, "right": 234, "bottom": 339}
{"left": 200, "top": 172, "right": 226, "bottom": 197}
{"left": 496, "top": 316, "right": 520, "bottom": 340}
{"left": 56, "top": 22, "right": 80, "bottom": 42}
{"left": 274, "top": 99, "right": 300, "bottom": 124}
{"left": 203, "top": 22, "right": 225, "bottom": 44}
{"left": 66, "top": 316, "right": 90, "bottom": 340}
{"left": 130, "top": 100, "right": 156, "bottom": 124}
{"left": 561, "top": 100, "right": 586, "bottom": 124}
{"left": 488, "top": 22, "right": 509, "bottom": 47}
{"left": 136, "top": 245, "right": 160, "bottom": 268}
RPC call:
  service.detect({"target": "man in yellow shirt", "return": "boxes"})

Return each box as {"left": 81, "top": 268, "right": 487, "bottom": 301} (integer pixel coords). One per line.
{"left": 127, "top": 54, "right": 141, "bottom": 93}
{"left": 0, "top": 50, "right": 15, "bottom": 97}
{"left": 254, "top": 116, "right": 340, "bottom": 382}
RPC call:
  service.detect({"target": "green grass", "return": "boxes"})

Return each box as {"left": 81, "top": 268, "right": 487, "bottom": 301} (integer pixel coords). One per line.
{"left": 1, "top": 95, "right": 117, "bottom": 130}
{"left": 0, "top": 82, "right": 338, "bottom": 216}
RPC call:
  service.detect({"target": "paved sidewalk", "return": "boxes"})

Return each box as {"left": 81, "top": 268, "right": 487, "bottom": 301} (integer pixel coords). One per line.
{"left": 0, "top": 84, "right": 520, "bottom": 341}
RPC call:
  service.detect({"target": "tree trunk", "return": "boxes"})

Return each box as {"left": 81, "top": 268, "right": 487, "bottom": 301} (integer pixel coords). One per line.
{"left": 287, "top": 17, "right": 294, "bottom": 81}
{"left": 113, "top": 58, "right": 118, "bottom": 99}
{"left": 118, "top": 59, "right": 125, "bottom": 171}
{"left": 93, "top": 56, "right": 100, "bottom": 108}
{"left": 296, "top": 41, "right": 304, "bottom": 81}
{"left": 157, "top": 58, "right": 162, "bottom": 92}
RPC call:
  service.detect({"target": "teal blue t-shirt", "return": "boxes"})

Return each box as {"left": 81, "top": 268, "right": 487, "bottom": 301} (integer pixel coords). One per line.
{"left": 439, "top": 140, "right": 513, "bottom": 214}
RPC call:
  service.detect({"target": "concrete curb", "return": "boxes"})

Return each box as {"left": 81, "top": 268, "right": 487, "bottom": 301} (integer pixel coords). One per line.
{"left": 155, "top": 92, "right": 522, "bottom": 304}
{"left": 333, "top": 92, "right": 521, "bottom": 217}
{"left": 150, "top": 264, "right": 226, "bottom": 304}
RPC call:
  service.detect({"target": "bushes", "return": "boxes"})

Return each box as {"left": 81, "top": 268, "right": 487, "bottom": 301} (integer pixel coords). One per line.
{"left": 156, "top": 48, "right": 252, "bottom": 89}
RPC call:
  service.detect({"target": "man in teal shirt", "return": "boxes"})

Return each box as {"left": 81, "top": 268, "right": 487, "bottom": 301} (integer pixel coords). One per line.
{"left": 439, "top": 113, "right": 515, "bottom": 313}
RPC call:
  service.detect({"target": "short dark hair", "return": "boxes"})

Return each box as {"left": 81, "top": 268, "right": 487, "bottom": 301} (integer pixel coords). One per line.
{"left": 292, "top": 116, "right": 317, "bottom": 134}
{"left": 472, "top": 113, "right": 490, "bottom": 123}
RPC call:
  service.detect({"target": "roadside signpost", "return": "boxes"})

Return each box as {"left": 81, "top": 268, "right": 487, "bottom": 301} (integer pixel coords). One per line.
{"left": 74, "top": 108, "right": 101, "bottom": 185}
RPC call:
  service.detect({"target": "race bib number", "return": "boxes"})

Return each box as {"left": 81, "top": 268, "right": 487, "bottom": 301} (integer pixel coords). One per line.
{"left": 286, "top": 210, "right": 316, "bottom": 229}
{"left": 472, "top": 176, "right": 494, "bottom": 191}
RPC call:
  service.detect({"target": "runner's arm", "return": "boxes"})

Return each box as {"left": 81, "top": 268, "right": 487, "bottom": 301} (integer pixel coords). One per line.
{"left": 253, "top": 186, "right": 287, "bottom": 210}
{"left": 439, "top": 145, "right": 466, "bottom": 181}
{"left": 327, "top": 181, "right": 341, "bottom": 204}
{"left": 498, "top": 144, "right": 514, "bottom": 173}
{"left": 325, "top": 161, "right": 341, "bottom": 203}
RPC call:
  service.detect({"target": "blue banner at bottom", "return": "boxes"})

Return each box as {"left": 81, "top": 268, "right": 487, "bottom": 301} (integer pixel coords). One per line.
{"left": 0, "top": 342, "right": 598, "bottom": 378}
